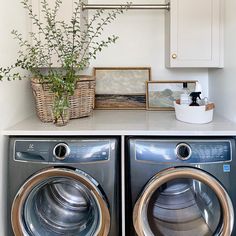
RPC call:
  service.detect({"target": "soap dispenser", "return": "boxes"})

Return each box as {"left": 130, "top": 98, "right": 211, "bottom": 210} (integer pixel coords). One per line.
{"left": 180, "top": 82, "right": 190, "bottom": 105}
{"left": 189, "top": 92, "right": 201, "bottom": 106}
{"left": 195, "top": 82, "right": 202, "bottom": 105}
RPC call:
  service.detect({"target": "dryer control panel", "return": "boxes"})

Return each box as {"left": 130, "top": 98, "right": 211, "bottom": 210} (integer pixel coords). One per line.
{"left": 134, "top": 139, "right": 233, "bottom": 164}
{"left": 14, "top": 139, "right": 111, "bottom": 163}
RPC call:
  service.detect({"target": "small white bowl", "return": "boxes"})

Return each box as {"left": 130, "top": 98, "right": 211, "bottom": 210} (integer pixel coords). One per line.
{"left": 174, "top": 101, "right": 214, "bottom": 124}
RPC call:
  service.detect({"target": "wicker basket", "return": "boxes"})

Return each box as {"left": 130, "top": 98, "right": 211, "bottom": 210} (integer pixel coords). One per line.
{"left": 31, "top": 76, "right": 95, "bottom": 123}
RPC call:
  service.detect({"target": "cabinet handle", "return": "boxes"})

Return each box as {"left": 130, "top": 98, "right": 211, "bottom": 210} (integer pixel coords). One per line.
{"left": 172, "top": 53, "right": 177, "bottom": 59}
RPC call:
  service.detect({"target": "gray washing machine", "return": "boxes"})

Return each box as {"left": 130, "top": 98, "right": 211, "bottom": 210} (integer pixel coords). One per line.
{"left": 8, "top": 137, "right": 120, "bottom": 236}
{"left": 127, "top": 137, "right": 236, "bottom": 236}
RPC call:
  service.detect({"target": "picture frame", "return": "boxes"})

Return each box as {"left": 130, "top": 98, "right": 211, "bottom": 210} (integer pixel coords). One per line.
{"left": 146, "top": 81, "right": 197, "bottom": 111}
{"left": 94, "top": 67, "right": 151, "bottom": 109}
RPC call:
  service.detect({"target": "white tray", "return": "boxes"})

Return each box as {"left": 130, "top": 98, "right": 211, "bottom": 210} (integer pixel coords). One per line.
{"left": 174, "top": 101, "right": 214, "bottom": 124}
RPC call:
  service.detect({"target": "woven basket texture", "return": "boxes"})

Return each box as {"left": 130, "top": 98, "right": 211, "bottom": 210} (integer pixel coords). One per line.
{"left": 31, "top": 76, "right": 95, "bottom": 122}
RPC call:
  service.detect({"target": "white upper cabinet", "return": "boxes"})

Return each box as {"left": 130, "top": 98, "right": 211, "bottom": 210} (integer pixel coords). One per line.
{"left": 165, "top": 0, "right": 224, "bottom": 68}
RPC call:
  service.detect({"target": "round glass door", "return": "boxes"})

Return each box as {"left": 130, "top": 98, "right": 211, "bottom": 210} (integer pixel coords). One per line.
{"left": 133, "top": 168, "right": 234, "bottom": 236}
{"left": 11, "top": 168, "right": 110, "bottom": 236}
{"left": 148, "top": 179, "right": 221, "bottom": 235}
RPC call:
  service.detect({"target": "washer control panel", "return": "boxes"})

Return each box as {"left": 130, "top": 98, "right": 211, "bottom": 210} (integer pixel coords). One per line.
{"left": 135, "top": 139, "right": 233, "bottom": 163}
{"left": 14, "top": 139, "right": 111, "bottom": 163}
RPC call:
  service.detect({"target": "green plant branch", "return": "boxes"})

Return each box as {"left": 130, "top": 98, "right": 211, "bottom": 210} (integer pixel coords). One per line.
{"left": 21, "top": 0, "right": 65, "bottom": 65}
{"left": 0, "top": 0, "right": 130, "bottom": 123}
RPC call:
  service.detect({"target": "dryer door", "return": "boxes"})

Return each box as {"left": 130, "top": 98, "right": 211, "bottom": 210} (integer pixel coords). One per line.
{"left": 11, "top": 167, "right": 110, "bottom": 236}
{"left": 133, "top": 167, "right": 234, "bottom": 236}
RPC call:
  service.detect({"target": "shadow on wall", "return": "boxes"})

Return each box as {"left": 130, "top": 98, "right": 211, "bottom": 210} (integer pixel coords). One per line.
{"left": 0, "top": 135, "right": 8, "bottom": 236}
{"left": 0, "top": 79, "right": 34, "bottom": 236}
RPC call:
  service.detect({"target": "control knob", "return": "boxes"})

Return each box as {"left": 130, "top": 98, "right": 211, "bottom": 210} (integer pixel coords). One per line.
{"left": 175, "top": 143, "right": 192, "bottom": 160}
{"left": 53, "top": 143, "right": 70, "bottom": 160}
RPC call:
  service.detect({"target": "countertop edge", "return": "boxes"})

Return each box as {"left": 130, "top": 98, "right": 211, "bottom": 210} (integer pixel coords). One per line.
{"left": 3, "top": 111, "right": 236, "bottom": 136}
{"left": 3, "top": 130, "right": 236, "bottom": 136}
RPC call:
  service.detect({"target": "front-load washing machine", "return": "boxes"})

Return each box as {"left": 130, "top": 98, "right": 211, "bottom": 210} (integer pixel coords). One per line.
{"left": 8, "top": 137, "right": 120, "bottom": 236}
{"left": 127, "top": 137, "right": 236, "bottom": 236}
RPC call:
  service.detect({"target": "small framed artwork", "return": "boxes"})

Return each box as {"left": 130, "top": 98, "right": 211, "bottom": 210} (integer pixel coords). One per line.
{"left": 94, "top": 67, "right": 151, "bottom": 109}
{"left": 146, "top": 81, "right": 197, "bottom": 110}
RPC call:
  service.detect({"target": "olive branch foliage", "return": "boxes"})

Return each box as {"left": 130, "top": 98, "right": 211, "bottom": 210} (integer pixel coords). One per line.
{"left": 0, "top": 0, "right": 129, "bottom": 123}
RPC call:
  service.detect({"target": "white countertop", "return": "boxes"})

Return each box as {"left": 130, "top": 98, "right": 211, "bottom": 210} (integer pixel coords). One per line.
{"left": 3, "top": 110, "right": 236, "bottom": 136}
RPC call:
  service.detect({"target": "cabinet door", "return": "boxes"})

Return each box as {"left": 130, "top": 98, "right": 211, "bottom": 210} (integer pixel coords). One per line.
{"left": 165, "top": 0, "right": 224, "bottom": 68}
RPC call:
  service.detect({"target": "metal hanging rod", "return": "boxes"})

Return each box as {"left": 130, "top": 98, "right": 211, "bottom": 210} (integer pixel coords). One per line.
{"left": 82, "top": 3, "right": 170, "bottom": 11}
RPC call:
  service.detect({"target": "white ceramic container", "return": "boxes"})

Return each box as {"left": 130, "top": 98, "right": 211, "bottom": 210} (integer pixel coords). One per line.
{"left": 174, "top": 101, "right": 214, "bottom": 124}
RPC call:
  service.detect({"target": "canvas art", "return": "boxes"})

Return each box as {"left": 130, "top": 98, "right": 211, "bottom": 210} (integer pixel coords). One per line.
{"left": 94, "top": 67, "right": 151, "bottom": 109}
{"left": 146, "top": 81, "right": 196, "bottom": 110}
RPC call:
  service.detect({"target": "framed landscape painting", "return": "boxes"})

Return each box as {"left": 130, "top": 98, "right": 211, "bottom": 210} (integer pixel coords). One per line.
{"left": 94, "top": 67, "right": 151, "bottom": 109}
{"left": 146, "top": 81, "right": 197, "bottom": 110}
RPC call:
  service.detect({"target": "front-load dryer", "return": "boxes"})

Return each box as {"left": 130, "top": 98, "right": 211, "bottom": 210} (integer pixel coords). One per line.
{"left": 127, "top": 137, "right": 236, "bottom": 236}
{"left": 8, "top": 137, "right": 120, "bottom": 236}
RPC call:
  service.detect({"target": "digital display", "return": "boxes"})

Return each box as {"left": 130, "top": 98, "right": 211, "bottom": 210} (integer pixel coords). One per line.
{"left": 14, "top": 140, "right": 111, "bottom": 163}
{"left": 135, "top": 140, "right": 232, "bottom": 164}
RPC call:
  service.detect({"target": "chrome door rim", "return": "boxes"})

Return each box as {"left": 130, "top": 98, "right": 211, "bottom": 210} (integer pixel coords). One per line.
{"left": 11, "top": 167, "right": 110, "bottom": 236}
{"left": 133, "top": 167, "right": 234, "bottom": 236}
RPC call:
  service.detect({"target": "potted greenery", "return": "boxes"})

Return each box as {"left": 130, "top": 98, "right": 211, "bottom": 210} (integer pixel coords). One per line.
{"left": 0, "top": 0, "right": 128, "bottom": 126}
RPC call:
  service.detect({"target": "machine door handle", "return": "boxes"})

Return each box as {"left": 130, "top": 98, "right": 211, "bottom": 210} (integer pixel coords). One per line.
{"left": 15, "top": 152, "right": 45, "bottom": 161}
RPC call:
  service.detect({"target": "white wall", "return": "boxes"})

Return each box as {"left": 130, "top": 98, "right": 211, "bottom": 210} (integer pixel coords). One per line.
{"left": 88, "top": 0, "right": 209, "bottom": 97}
{"left": 209, "top": 0, "right": 236, "bottom": 122}
{"left": 0, "top": 1, "right": 34, "bottom": 234}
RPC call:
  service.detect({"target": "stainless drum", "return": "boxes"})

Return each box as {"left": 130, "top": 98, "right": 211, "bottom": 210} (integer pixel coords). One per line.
{"left": 11, "top": 168, "right": 110, "bottom": 236}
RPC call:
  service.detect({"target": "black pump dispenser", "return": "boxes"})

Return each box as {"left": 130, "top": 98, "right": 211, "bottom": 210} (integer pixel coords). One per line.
{"left": 190, "top": 92, "right": 201, "bottom": 106}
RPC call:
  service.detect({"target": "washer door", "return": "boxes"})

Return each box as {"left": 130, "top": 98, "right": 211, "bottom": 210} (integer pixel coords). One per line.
{"left": 11, "top": 167, "right": 110, "bottom": 236}
{"left": 133, "top": 167, "right": 234, "bottom": 236}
